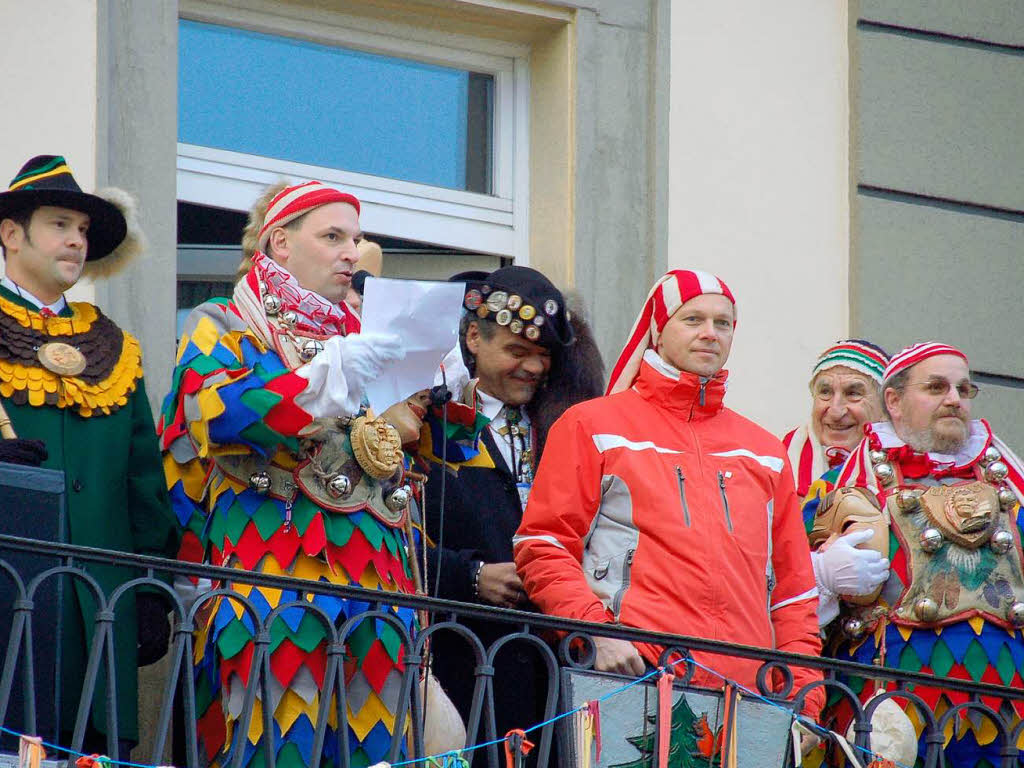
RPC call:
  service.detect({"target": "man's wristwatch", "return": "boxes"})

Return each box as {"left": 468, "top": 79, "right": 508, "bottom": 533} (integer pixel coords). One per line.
{"left": 471, "top": 560, "right": 485, "bottom": 600}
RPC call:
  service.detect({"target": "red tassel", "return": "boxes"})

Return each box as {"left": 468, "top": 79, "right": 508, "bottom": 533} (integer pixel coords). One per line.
{"left": 503, "top": 729, "right": 534, "bottom": 768}
{"left": 657, "top": 669, "right": 675, "bottom": 768}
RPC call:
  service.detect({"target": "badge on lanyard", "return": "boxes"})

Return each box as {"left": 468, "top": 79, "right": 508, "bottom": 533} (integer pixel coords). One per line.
{"left": 516, "top": 481, "right": 532, "bottom": 512}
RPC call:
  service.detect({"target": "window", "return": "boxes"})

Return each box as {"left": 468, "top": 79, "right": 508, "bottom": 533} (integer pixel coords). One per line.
{"left": 176, "top": 3, "right": 529, "bottom": 259}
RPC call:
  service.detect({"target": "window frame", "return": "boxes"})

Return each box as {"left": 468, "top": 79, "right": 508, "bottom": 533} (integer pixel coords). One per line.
{"left": 177, "top": 0, "right": 530, "bottom": 260}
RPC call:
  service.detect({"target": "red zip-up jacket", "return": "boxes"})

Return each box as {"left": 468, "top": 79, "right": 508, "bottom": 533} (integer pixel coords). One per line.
{"left": 514, "top": 354, "right": 824, "bottom": 717}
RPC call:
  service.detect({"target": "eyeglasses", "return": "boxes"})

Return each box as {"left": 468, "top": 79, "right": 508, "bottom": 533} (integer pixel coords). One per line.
{"left": 904, "top": 380, "right": 980, "bottom": 399}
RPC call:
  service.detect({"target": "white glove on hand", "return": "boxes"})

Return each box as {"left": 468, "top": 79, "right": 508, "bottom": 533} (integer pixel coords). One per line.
{"left": 294, "top": 332, "right": 405, "bottom": 418}
{"left": 812, "top": 528, "right": 890, "bottom": 597}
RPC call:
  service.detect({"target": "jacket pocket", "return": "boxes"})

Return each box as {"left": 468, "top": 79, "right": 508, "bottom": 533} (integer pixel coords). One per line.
{"left": 610, "top": 548, "right": 636, "bottom": 620}
{"left": 675, "top": 466, "right": 691, "bottom": 527}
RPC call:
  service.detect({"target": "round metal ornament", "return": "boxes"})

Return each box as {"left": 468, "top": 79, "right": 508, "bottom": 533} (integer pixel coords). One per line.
{"left": 248, "top": 471, "right": 271, "bottom": 494}
{"left": 509, "top": 319, "right": 524, "bottom": 335}
{"left": 476, "top": 305, "right": 489, "bottom": 319}
{"left": 37, "top": 342, "right": 87, "bottom": 376}
{"left": 281, "top": 310, "right": 298, "bottom": 326}
{"left": 543, "top": 299, "right": 559, "bottom": 316}
{"left": 982, "top": 446, "right": 1002, "bottom": 465}
{"left": 385, "top": 485, "right": 411, "bottom": 512}
{"left": 998, "top": 487, "right": 1017, "bottom": 510}
{"left": 990, "top": 529, "right": 1014, "bottom": 555}
{"left": 919, "top": 528, "right": 943, "bottom": 553}
{"left": 299, "top": 339, "right": 325, "bottom": 362}
{"left": 896, "top": 489, "right": 920, "bottom": 512}
{"left": 869, "top": 450, "right": 888, "bottom": 465}
{"left": 326, "top": 474, "right": 352, "bottom": 499}
{"left": 464, "top": 289, "right": 483, "bottom": 310}
{"left": 874, "top": 463, "right": 895, "bottom": 484}
{"left": 495, "top": 309, "right": 513, "bottom": 326}
{"left": 263, "top": 294, "right": 283, "bottom": 315}
{"left": 519, "top": 304, "right": 537, "bottom": 321}
{"left": 985, "top": 461, "right": 1009, "bottom": 483}
{"left": 524, "top": 325, "right": 540, "bottom": 341}
{"left": 914, "top": 597, "right": 939, "bottom": 622}
{"left": 1009, "top": 602, "right": 1024, "bottom": 627}
{"left": 485, "top": 291, "right": 509, "bottom": 312}
{"left": 507, "top": 295, "right": 523, "bottom": 311}
{"left": 532, "top": 315, "right": 545, "bottom": 326}
{"left": 843, "top": 617, "right": 865, "bottom": 639}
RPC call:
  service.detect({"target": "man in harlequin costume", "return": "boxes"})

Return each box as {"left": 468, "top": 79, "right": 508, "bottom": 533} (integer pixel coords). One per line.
{"left": 418, "top": 265, "right": 604, "bottom": 750}
{"left": 514, "top": 270, "right": 824, "bottom": 717}
{"left": 0, "top": 155, "right": 178, "bottom": 755}
{"left": 783, "top": 340, "right": 893, "bottom": 627}
{"left": 160, "top": 179, "right": 422, "bottom": 768}
{"left": 805, "top": 341, "right": 1024, "bottom": 765}
{"left": 783, "top": 340, "right": 890, "bottom": 499}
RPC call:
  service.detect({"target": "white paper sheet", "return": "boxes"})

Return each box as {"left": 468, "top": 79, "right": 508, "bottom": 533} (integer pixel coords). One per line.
{"left": 360, "top": 277, "right": 465, "bottom": 414}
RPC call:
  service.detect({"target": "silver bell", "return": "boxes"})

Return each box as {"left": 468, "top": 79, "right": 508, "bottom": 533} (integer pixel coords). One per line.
{"left": 998, "top": 487, "right": 1017, "bottom": 510}
{"left": 843, "top": 617, "right": 865, "bottom": 639}
{"left": 384, "top": 485, "right": 411, "bottom": 512}
{"left": 990, "top": 529, "right": 1014, "bottom": 555}
{"left": 920, "top": 527, "right": 944, "bottom": 553}
{"left": 248, "top": 471, "right": 271, "bottom": 494}
{"left": 874, "top": 463, "right": 895, "bottom": 484}
{"left": 326, "top": 474, "right": 352, "bottom": 499}
{"left": 1008, "top": 602, "right": 1024, "bottom": 628}
{"left": 985, "top": 461, "right": 1009, "bottom": 483}
{"left": 281, "top": 310, "right": 298, "bottom": 326}
{"left": 896, "top": 489, "right": 920, "bottom": 512}
{"left": 263, "top": 294, "right": 283, "bottom": 315}
{"left": 299, "top": 339, "right": 325, "bottom": 362}
{"left": 869, "top": 450, "right": 888, "bottom": 466}
{"left": 914, "top": 597, "right": 939, "bottom": 622}
{"left": 982, "top": 446, "right": 1002, "bottom": 465}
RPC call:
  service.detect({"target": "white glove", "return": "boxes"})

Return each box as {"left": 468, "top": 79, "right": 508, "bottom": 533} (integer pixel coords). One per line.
{"left": 294, "top": 332, "right": 405, "bottom": 418}
{"left": 812, "top": 528, "right": 890, "bottom": 597}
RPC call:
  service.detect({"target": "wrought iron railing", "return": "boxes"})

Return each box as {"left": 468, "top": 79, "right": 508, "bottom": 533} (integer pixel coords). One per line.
{"left": 0, "top": 534, "right": 1021, "bottom": 768}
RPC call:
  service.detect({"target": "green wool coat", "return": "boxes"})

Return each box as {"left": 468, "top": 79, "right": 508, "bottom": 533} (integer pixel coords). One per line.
{"left": 0, "top": 286, "right": 178, "bottom": 742}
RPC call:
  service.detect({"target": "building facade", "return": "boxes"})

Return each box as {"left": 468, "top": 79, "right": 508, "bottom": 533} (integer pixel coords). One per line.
{"left": 1, "top": 0, "right": 1020, "bottom": 444}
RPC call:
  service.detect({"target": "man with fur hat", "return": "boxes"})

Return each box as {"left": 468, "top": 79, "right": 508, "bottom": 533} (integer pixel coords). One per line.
{"left": 419, "top": 265, "right": 603, "bottom": 754}
{"left": 805, "top": 342, "right": 1024, "bottom": 766}
{"left": 514, "top": 269, "right": 824, "bottom": 718}
{"left": 161, "top": 179, "right": 425, "bottom": 768}
{"left": 0, "top": 155, "right": 178, "bottom": 753}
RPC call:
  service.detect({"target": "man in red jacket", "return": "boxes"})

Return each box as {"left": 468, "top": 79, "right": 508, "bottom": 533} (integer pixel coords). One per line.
{"left": 513, "top": 269, "right": 824, "bottom": 718}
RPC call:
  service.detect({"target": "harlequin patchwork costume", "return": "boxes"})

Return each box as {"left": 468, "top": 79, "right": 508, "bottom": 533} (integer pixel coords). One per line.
{"left": 514, "top": 270, "right": 825, "bottom": 717}
{"left": 160, "top": 182, "right": 419, "bottom": 768}
{"left": 0, "top": 155, "right": 178, "bottom": 745}
{"left": 782, "top": 340, "right": 889, "bottom": 497}
{"left": 805, "top": 342, "right": 1024, "bottom": 766}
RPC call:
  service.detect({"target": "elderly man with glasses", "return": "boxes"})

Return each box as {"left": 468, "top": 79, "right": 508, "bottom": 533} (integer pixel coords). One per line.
{"left": 804, "top": 342, "right": 1024, "bottom": 767}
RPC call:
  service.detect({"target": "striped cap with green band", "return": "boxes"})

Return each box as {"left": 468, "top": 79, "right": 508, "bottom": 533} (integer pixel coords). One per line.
{"left": 810, "top": 340, "right": 889, "bottom": 386}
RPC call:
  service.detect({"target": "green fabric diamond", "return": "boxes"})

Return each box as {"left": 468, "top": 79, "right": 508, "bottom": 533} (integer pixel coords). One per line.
{"left": 964, "top": 639, "right": 989, "bottom": 682}
{"left": 216, "top": 618, "right": 254, "bottom": 660}
{"left": 930, "top": 639, "right": 955, "bottom": 678}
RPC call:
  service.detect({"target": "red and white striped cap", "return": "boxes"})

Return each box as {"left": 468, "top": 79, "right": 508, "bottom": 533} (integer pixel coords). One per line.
{"left": 882, "top": 341, "right": 968, "bottom": 385}
{"left": 257, "top": 181, "right": 361, "bottom": 253}
{"left": 606, "top": 269, "right": 736, "bottom": 395}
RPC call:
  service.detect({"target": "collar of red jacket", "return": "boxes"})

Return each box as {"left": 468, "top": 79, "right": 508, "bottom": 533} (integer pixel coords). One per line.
{"left": 632, "top": 350, "right": 728, "bottom": 420}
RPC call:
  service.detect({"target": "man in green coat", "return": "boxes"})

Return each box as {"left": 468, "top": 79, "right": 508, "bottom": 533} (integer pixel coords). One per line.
{"left": 0, "top": 155, "right": 178, "bottom": 756}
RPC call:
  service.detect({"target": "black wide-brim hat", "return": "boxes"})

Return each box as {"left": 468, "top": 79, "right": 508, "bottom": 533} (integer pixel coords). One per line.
{"left": 0, "top": 155, "right": 127, "bottom": 260}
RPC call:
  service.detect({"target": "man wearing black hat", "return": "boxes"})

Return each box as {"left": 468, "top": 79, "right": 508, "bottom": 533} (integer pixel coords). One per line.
{"left": 420, "top": 265, "right": 604, "bottom": 753}
{"left": 0, "top": 156, "right": 178, "bottom": 754}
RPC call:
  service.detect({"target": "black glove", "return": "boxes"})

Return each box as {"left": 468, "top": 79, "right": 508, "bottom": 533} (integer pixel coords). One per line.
{"left": 0, "top": 438, "right": 48, "bottom": 466}
{"left": 136, "top": 592, "right": 171, "bottom": 667}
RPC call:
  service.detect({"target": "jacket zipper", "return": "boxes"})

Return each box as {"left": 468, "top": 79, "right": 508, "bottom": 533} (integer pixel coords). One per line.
{"left": 717, "top": 470, "right": 733, "bottom": 532}
{"left": 699, "top": 379, "right": 708, "bottom": 407}
{"left": 611, "top": 548, "right": 636, "bottom": 618}
{"left": 675, "top": 466, "right": 691, "bottom": 527}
